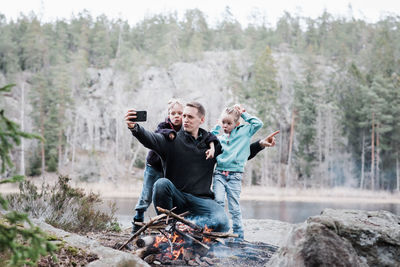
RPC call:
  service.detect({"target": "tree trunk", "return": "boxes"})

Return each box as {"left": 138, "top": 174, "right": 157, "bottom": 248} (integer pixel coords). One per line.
{"left": 129, "top": 145, "right": 142, "bottom": 173}
{"left": 376, "top": 124, "right": 380, "bottom": 189}
{"left": 71, "top": 114, "right": 78, "bottom": 173}
{"left": 277, "top": 123, "right": 284, "bottom": 187}
{"left": 19, "top": 81, "right": 25, "bottom": 176}
{"left": 370, "top": 113, "right": 375, "bottom": 190}
{"left": 57, "top": 86, "right": 65, "bottom": 171}
{"left": 360, "top": 132, "right": 365, "bottom": 189}
{"left": 397, "top": 152, "right": 399, "bottom": 192}
{"left": 317, "top": 108, "right": 322, "bottom": 188}
{"left": 286, "top": 109, "right": 296, "bottom": 187}
{"left": 40, "top": 91, "right": 45, "bottom": 176}
{"left": 115, "top": 115, "right": 119, "bottom": 160}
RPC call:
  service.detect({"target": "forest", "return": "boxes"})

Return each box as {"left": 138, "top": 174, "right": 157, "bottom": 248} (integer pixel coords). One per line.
{"left": 0, "top": 7, "right": 399, "bottom": 191}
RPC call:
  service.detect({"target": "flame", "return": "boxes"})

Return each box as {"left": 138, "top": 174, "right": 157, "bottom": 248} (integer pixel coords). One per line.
{"left": 202, "top": 224, "right": 213, "bottom": 243}
{"left": 153, "top": 235, "right": 167, "bottom": 248}
{"left": 173, "top": 247, "right": 184, "bottom": 260}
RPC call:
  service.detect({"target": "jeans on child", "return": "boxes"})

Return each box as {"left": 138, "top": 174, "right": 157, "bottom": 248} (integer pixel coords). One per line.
{"left": 212, "top": 170, "right": 244, "bottom": 239}
{"left": 134, "top": 164, "right": 163, "bottom": 218}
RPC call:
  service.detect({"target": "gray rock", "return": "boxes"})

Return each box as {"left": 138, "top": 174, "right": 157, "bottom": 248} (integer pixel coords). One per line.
{"left": 267, "top": 209, "right": 400, "bottom": 267}
{"left": 32, "top": 219, "right": 149, "bottom": 267}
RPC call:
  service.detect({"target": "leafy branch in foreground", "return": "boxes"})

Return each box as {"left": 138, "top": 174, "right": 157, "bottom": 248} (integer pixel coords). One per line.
{"left": 0, "top": 84, "right": 55, "bottom": 266}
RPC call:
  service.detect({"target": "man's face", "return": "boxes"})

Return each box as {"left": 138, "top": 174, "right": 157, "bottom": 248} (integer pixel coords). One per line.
{"left": 183, "top": 106, "right": 204, "bottom": 135}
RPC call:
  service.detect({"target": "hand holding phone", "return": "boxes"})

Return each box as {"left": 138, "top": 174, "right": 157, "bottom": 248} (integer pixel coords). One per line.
{"left": 125, "top": 109, "right": 147, "bottom": 129}
{"left": 129, "top": 111, "right": 147, "bottom": 122}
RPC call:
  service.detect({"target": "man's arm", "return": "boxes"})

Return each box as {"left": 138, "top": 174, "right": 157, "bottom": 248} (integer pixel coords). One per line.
{"left": 248, "top": 140, "right": 264, "bottom": 160}
{"left": 125, "top": 109, "right": 169, "bottom": 159}
{"left": 248, "top": 130, "right": 280, "bottom": 160}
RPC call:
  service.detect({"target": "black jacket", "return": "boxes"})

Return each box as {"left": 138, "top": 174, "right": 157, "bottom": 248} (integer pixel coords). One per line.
{"left": 146, "top": 118, "right": 219, "bottom": 173}
{"left": 146, "top": 119, "right": 180, "bottom": 172}
{"left": 131, "top": 124, "right": 222, "bottom": 198}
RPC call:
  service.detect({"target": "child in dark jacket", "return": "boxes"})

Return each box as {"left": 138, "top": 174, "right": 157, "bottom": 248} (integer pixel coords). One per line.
{"left": 132, "top": 99, "right": 184, "bottom": 233}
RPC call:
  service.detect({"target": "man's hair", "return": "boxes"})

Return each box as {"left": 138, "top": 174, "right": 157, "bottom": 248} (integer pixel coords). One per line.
{"left": 222, "top": 106, "right": 241, "bottom": 122}
{"left": 167, "top": 98, "right": 184, "bottom": 113}
{"left": 186, "top": 101, "right": 206, "bottom": 117}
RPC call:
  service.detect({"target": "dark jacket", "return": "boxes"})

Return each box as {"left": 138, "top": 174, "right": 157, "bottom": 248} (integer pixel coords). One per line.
{"left": 146, "top": 118, "right": 219, "bottom": 173}
{"left": 146, "top": 119, "right": 180, "bottom": 172}
{"left": 131, "top": 124, "right": 222, "bottom": 198}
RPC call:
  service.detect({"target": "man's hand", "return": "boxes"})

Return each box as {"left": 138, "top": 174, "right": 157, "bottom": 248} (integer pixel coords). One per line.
{"left": 260, "top": 130, "right": 280, "bottom": 148}
{"left": 125, "top": 109, "right": 137, "bottom": 129}
{"left": 205, "top": 142, "right": 215, "bottom": 159}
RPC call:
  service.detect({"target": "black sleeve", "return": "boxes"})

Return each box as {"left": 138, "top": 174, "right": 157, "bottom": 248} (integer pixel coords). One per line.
{"left": 129, "top": 124, "right": 169, "bottom": 160}
{"left": 154, "top": 121, "right": 170, "bottom": 133}
{"left": 205, "top": 132, "right": 222, "bottom": 157}
{"left": 204, "top": 132, "right": 219, "bottom": 147}
{"left": 248, "top": 139, "right": 265, "bottom": 160}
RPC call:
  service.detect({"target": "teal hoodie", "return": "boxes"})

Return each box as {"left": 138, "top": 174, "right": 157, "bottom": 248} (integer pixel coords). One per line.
{"left": 211, "top": 112, "right": 263, "bottom": 172}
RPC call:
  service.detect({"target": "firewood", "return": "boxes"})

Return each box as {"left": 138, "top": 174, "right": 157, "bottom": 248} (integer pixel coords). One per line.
{"left": 143, "top": 254, "right": 155, "bottom": 264}
{"left": 136, "top": 235, "right": 155, "bottom": 248}
{"left": 157, "top": 206, "right": 203, "bottom": 231}
{"left": 202, "top": 232, "right": 238, "bottom": 238}
{"left": 119, "top": 213, "right": 167, "bottom": 250}
{"left": 135, "top": 246, "right": 160, "bottom": 259}
{"left": 183, "top": 249, "right": 194, "bottom": 262}
{"left": 175, "top": 228, "right": 210, "bottom": 250}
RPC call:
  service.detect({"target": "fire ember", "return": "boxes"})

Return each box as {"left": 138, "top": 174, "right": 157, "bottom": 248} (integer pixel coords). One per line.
{"left": 117, "top": 207, "right": 278, "bottom": 266}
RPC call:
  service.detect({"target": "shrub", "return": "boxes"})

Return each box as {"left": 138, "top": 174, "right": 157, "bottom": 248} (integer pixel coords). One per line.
{"left": 7, "top": 175, "right": 120, "bottom": 233}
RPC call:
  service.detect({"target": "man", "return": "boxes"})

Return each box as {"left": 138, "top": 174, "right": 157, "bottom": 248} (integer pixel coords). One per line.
{"left": 125, "top": 101, "right": 229, "bottom": 232}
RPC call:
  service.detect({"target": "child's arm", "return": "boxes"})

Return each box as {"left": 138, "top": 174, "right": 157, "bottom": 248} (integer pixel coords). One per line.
{"left": 240, "top": 110, "right": 263, "bottom": 136}
{"left": 233, "top": 104, "right": 263, "bottom": 135}
{"left": 158, "top": 129, "right": 177, "bottom": 141}
{"left": 210, "top": 120, "right": 222, "bottom": 135}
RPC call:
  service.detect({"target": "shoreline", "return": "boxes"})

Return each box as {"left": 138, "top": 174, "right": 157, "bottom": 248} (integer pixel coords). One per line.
{"left": 2, "top": 179, "right": 400, "bottom": 204}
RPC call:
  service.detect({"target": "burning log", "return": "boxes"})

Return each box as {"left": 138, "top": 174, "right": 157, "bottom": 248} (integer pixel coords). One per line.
{"left": 119, "top": 213, "right": 167, "bottom": 250}
{"left": 175, "top": 228, "right": 210, "bottom": 250}
{"left": 136, "top": 235, "right": 155, "bottom": 248}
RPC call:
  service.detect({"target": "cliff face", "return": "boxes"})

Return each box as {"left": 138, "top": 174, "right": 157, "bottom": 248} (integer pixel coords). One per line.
{"left": 4, "top": 49, "right": 315, "bottom": 183}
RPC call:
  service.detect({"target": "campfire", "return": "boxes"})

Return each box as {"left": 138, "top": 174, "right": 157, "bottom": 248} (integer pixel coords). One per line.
{"left": 117, "top": 207, "right": 278, "bottom": 266}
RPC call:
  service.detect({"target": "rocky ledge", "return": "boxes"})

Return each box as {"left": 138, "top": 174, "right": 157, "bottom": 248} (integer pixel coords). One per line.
{"left": 267, "top": 209, "right": 400, "bottom": 267}
{"left": 33, "top": 209, "right": 400, "bottom": 266}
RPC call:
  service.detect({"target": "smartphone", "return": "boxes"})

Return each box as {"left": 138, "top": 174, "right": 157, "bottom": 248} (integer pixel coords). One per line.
{"left": 129, "top": 111, "right": 147, "bottom": 122}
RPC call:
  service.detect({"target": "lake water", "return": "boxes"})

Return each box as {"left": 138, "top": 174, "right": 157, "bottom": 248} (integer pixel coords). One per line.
{"left": 102, "top": 197, "right": 400, "bottom": 228}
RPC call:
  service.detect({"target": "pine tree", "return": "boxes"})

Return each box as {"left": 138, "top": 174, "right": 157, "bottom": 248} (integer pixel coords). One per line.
{"left": 0, "top": 84, "right": 55, "bottom": 266}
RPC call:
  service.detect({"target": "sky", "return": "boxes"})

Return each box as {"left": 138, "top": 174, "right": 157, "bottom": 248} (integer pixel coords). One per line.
{"left": 1, "top": 0, "right": 400, "bottom": 26}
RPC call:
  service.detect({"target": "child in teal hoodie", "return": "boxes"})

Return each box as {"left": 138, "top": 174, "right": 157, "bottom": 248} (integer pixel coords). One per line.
{"left": 210, "top": 104, "right": 263, "bottom": 240}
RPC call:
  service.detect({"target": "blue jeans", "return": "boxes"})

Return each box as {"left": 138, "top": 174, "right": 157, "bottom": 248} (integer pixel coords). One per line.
{"left": 135, "top": 164, "right": 163, "bottom": 215}
{"left": 213, "top": 170, "right": 244, "bottom": 239}
{"left": 152, "top": 178, "right": 229, "bottom": 232}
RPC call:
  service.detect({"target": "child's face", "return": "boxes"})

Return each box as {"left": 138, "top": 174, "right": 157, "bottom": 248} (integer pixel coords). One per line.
{"left": 221, "top": 114, "right": 238, "bottom": 134}
{"left": 169, "top": 104, "right": 183, "bottom": 126}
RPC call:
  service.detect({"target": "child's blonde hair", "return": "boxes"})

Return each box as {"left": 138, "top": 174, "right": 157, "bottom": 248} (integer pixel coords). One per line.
{"left": 167, "top": 98, "right": 184, "bottom": 113}
{"left": 222, "top": 106, "right": 241, "bottom": 122}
